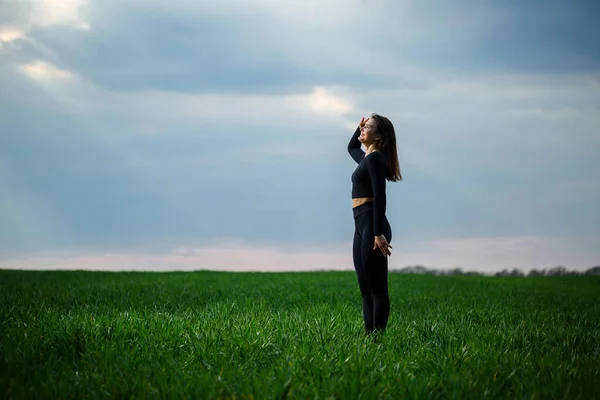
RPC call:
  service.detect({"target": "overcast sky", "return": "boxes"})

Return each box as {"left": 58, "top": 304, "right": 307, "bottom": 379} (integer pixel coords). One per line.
{"left": 1, "top": 0, "right": 599, "bottom": 273}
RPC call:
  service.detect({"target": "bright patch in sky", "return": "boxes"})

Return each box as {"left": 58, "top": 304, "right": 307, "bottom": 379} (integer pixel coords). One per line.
{"left": 29, "top": 0, "right": 90, "bottom": 30}
{"left": 0, "top": 27, "right": 25, "bottom": 43}
{"left": 21, "top": 61, "right": 73, "bottom": 80}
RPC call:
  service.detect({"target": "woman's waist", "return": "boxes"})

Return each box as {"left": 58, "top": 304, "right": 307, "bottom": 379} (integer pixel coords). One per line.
{"left": 352, "top": 197, "right": 373, "bottom": 208}
{"left": 352, "top": 198, "right": 374, "bottom": 218}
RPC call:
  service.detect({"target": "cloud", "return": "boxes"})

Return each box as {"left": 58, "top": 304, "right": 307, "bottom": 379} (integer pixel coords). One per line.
{"left": 0, "top": 0, "right": 89, "bottom": 81}
{"left": 20, "top": 60, "right": 73, "bottom": 80}
{"left": 0, "top": 26, "right": 25, "bottom": 43}
{"left": 8, "top": 0, "right": 598, "bottom": 96}
{"left": 3, "top": 0, "right": 369, "bottom": 94}
{"left": 27, "top": 0, "right": 90, "bottom": 30}
{"left": 116, "top": 85, "right": 356, "bottom": 127}
{"left": 305, "top": 87, "right": 354, "bottom": 116}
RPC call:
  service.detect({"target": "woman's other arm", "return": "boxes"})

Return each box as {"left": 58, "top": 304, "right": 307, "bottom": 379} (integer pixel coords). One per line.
{"left": 365, "top": 152, "right": 387, "bottom": 236}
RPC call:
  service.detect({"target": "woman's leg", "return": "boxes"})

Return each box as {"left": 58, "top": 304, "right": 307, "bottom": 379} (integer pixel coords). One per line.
{"left": 353, "top": 223, "right": 374, "bottom": 334}
{"left": 372, "top": 218, "right": 392, "bottom": 331}
{"left": 370, "top": 250, "right": 390, "bottom": 332}
{"left": 359, "top": 214, "right": 392, "bottom": 333}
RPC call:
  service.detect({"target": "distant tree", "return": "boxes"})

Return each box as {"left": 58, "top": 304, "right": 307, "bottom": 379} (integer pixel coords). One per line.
{"left": 528, "top": 269, "right": 543, "bottom": 277}
{"left": 546, "top": 266, "right": 568, "bottom": 276}
{"left": 393, "top": 265, "right": 434, "bottom": 275}
{"left": 585, "top": 266, "right": 600, "bottom": 276}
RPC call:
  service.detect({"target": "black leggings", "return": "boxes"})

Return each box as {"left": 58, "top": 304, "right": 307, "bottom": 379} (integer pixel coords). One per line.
{"left": 352, "top": 202, "right": 392, "bottom": 334}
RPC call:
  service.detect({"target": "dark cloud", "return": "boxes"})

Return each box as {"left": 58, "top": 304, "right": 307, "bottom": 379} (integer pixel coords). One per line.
{"left": 465, "top": 1, "right": 600, "bottom": 73}
{"left": 373, "top": 0, "right": 600, "bottom": 75}
{"left": 10, "top": 1, "right": 598, "bottom": 95}
{"left": 18, "top": 3, "right": 387, "bottom": 94}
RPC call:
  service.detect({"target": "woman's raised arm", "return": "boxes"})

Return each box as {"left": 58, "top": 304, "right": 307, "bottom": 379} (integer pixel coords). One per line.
{"left": 347, "top": 117, "right": 368, "bottom": 163}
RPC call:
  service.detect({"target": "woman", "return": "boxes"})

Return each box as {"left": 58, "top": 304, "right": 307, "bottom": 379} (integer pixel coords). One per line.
{"left": 348, "top": 113, "right": 402, "bottom": 336}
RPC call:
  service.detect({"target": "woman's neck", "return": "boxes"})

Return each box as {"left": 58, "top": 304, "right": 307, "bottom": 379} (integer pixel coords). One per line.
{"left": 365, "top": 144, "right": 379, "bottom": 155}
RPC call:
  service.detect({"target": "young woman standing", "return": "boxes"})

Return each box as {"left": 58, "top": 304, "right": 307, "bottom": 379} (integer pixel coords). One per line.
{"left": 348, "top": 113, "right": 402, "bottom": 335}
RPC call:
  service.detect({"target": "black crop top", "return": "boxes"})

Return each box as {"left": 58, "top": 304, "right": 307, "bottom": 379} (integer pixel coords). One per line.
{"left": 348, "top": 126, "right": 387, "bottom": 236}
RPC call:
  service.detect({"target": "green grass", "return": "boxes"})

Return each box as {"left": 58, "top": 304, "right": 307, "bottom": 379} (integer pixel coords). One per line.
{"left": 1, "top": 270, "right": 599, "bottom": 399}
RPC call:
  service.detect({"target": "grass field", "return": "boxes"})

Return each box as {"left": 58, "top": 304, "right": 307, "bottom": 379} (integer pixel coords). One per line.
{"left": 1, "top": 270, "right": 599, "bottom": 399}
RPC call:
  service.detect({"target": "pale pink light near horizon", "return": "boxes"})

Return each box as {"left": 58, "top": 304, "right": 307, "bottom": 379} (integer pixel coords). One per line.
{"left": 1, "top": 236, "right": 598, "bottom": 273}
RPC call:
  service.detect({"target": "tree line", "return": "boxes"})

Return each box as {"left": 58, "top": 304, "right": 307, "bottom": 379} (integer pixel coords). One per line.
{"left": 391, "top": 265, "right": 600, "bottom": 277}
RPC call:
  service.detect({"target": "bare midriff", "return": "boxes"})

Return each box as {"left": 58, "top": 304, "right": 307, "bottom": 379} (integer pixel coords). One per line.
{"left": 352, "top": 197, "right": 374, "bottom": 208}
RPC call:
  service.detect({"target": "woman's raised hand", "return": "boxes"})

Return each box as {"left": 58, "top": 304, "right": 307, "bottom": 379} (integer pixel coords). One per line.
{"left": 359, "top": 117, "right": 369, "bottom": 129}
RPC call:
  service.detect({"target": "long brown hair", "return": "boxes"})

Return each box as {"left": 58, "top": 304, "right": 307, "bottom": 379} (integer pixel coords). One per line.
{"left": 371, "top": 113, "right": 402, "bottom": 181}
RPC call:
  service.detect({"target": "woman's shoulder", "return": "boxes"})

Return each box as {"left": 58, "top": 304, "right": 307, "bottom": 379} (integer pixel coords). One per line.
{"left": 364, "top": 151, "right": 386, "bottom": 164}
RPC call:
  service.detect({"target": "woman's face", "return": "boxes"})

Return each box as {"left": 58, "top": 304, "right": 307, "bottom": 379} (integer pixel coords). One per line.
{"left": 359, "top": 118, "right": 378, "bottom": 145}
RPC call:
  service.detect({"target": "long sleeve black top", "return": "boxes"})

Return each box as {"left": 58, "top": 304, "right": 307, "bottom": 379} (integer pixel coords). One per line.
{"left": 348, "top": 126, "right": 387, "bottom": 236}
